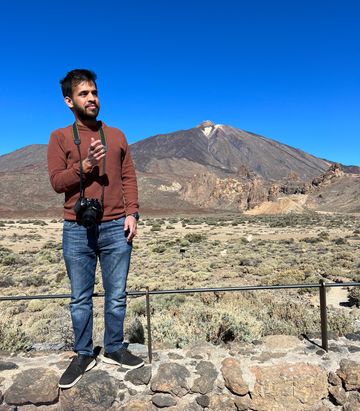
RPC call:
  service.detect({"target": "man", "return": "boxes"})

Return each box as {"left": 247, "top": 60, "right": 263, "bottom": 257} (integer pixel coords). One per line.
{"left": 48, "top": 69, "right": 144, "bottom": 389}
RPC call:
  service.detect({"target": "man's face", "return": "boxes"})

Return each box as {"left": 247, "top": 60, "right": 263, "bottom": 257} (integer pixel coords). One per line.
{"left": 65, "top": 81, "right": 100, "bottom": 121}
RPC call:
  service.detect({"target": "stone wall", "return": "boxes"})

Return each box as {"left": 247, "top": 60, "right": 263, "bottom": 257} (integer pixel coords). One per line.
{"left": 1, "top": 334, "right": 360, "bottom": 410}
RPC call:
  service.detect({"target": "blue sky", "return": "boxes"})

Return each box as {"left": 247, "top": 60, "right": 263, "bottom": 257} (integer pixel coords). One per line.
{"left": 0, "top": 0, "right": 359, "bottom": 165}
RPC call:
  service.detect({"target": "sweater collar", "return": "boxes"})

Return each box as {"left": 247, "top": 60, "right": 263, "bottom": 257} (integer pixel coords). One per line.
{"left": 76, "top": 121, "right": 106, "bottom": 132}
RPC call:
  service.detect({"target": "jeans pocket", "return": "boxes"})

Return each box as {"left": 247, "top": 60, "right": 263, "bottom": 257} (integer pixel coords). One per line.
{"left": 63, "top": 220, "right": 79, "bottom": 229}
{"left": 111, "top": 217, "right": 126, "bottom": 227}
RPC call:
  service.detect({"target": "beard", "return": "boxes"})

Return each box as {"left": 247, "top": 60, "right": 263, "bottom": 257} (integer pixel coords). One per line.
{"left": 73, "top": 102, "right": 100, "bottom": 121}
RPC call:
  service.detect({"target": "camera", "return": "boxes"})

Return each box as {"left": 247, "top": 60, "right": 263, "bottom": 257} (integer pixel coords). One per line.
{"left": 74, "top": 197, "right": 103, "bottom": 228}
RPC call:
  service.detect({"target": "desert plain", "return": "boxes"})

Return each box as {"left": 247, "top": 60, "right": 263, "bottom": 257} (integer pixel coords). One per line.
{"left": 0, "top": 212, "right": 359, "bottom": 352}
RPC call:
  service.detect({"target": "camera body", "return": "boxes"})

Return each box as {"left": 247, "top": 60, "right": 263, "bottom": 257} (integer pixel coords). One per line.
{"left": 74, "top": 197, "right": 102, "bottom": 228}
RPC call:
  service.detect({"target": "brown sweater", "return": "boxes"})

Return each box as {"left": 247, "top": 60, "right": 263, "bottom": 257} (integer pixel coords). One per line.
{"left": 47, "top": 122, "right": 138, "bottom": 221}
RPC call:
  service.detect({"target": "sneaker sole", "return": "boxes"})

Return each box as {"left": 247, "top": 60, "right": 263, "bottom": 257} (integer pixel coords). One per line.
{"left": 99, "top": 354, "right": 144, "bottom": 370}
{"left": 58, "top": 359, "right": 96, "bottom": 389}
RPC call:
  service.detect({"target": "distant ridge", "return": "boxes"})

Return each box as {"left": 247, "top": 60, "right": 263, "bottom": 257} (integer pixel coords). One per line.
{"left": 0, "top": 144, "right": 48, "bottom": 172}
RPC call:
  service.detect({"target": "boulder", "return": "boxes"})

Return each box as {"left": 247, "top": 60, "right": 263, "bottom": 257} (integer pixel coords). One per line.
{"left": 196, "top": 395, "right": 210, "bottom": 408}
{"left": 119, "top": 399, "right": 156, "bottom": 411}
{"left": 0, "top": 362, "right": 18, "bottom": 371}
{"left": 221, "top": 358, "right": 248, "bottom": 396}
{"left": 337, "top": 359, "right": 360, "bottom": 390}
{"left": 250, "top": 363, "right": 328, "bottom": 411}
{"left": 151, "top": 363, "right": 190, "bottom": 397}
{"left": 152, "top": 393, "right": 177, "bottom": 408}
{"left": 166, "top": 398, "right": 203, "bottom": 411}
{"left": 192, "top": 361, "right": 218, "bottom": 394}
{"left": 124, "top": 366, "right": 152, "bottom": 386}
{"left": 328, "top": 371, "right": 342, "bottom": 386}
{"left": 343, "top": 391, "right": 360, "bottom": 411}
{"left": 208, "top": 394, "right": 236, "bottom": 410}
{"left": 328, "top": 385, "right": 346, "bottom": 406}
{"left": 4, "top": 368, "right": 58, "bottom": 406}
{"left": 59, "top": 370, "right": 117, "bottom": 411}
{"left": 234, "top": 394, "right": 251, "bottom": 410}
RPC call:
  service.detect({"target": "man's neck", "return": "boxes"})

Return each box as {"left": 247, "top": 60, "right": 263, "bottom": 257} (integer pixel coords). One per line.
{"left": 75, "top": 118, "right": 98, "bottom": 128}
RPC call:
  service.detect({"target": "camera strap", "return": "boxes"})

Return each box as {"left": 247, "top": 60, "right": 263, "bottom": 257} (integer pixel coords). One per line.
{"left": 72, "top": 122, "right": 107, "bottom": 209}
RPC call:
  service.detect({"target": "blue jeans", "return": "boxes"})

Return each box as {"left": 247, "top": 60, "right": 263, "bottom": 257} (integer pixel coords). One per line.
{"left": 62, "top": 218, "right": 132, "bottom": 356}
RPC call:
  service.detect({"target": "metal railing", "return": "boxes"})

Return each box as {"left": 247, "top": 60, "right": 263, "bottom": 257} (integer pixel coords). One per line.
{"left": 1, "top": 280, "right": 360, "bottom": 362}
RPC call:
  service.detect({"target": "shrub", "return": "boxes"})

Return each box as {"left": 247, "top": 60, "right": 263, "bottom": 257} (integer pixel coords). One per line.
{"left": 301, "top": 237, "right": 323, "bottom": 244}
{"left": 318, "top": 231, "right": 329, "bottom": 240}
{"left": 129, "top": 298, "right": 146, "bottom": 316}
{"left": 333, "top": 237, "right": 348, "bottom": 245}
{"left": 152, "top": 244, "right": 167, "bottom": 253}
{"left": 0, "top": 276, "right": 15, "bottom": 287}
{"left": 349, "top": 287, "right": 360, "bottom": 307}
{"left": 0, "top": 254, "right": 21, "bottom": 266}
{"left": 150, "top": 225, "right": 162, "bottom": 232}
{"left": 42, "top": 241, "right": 62, "bottom": 250}
{"left": 184, "top": 233, "right": 205, "bottom": 243}
{"left": 32, "top": 220, "right": 48, "bottom": 226}
{"left": 28, "top": 300, "right": 48, "bottom": 312}
{"left": 37, "top": 249, "right": 61, "bottom": 264}
{"left": 21, "top": 274, "right": 48, "bottom": 287}
{"left": 0, "top": 322, "right": 31, "bottom": 351}
{"left": 55, "top": 270, "right": 66, "bottom": 283}
{"left": 0, "top": 246, "right": 11, "bottom": 252}
{"left": 259, "top": 300, "right": 320, "bottom": 336}
{"left": 328, "top": 310, "right": 353, "bottom": 335}
{"left": 147, "top": 296, "right": 262, "bottom": 348}
{"left": 127, "top": 317, "right": 145, "bottom": 344}
{"left": 179, "top": 239, "right": 190, "bottom": 247}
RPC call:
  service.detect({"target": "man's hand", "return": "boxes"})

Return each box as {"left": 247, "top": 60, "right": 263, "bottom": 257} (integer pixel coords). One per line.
{"left": 125, "top": 215, "right": 137, "bottom": 241}
{"left": 82, "top": 137, "right": 106, "bottom": 172}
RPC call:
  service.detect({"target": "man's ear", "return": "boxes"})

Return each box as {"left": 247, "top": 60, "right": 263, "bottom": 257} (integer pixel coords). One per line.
{"left": 64, "top": 96, "right": 74, "bottom": 109}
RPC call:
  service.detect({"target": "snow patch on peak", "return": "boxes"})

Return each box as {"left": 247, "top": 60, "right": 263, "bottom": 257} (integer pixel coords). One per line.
{"left": 202, "top": 126, "right": 213, "bottom": 137}
{"left": 197, "top": 120, "right": 217, "bottom": 138}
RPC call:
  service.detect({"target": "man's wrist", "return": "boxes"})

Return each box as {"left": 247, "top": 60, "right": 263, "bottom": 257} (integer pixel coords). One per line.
{"left": 127, "top": 212, "right": 140, "bottom": 221}
{"left": 82, "top": 158, "right": 93, "bottom": 173}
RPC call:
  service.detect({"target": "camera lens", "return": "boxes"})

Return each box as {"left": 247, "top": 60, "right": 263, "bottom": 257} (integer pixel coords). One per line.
{"left": 81, "top": 206, "right": 98, "bottom": 228}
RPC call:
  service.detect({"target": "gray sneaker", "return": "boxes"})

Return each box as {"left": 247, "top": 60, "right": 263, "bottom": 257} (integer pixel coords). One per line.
{"left": 101, "top": 347, "right": 144, "bottom": 369}
{"left": 59, "top": 354, "right": 96, "bottom": 389}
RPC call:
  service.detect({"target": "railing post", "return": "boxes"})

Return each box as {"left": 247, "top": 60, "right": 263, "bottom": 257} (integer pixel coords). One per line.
{"left": 145, "top": 287, "right": 153, "bottom": 363}
{"left": 319, "top": 279, "right": 328, "bottom": 352}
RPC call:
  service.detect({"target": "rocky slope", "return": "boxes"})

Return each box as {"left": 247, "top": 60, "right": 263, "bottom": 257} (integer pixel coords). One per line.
{"left": 1, "top": 334, "right": 360, "bottom": 410}
{"left": 180, "top": 163, "right": 360, "bottom": 214}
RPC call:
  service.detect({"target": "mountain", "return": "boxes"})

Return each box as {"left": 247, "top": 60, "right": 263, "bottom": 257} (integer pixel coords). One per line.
{"left": 0, "top": 144, "right": 48, "bottom": 172}
{"left": 131, "top": 121, "right": 331, "bottom": 181}
{"left": 0, "top": 145, "right": 62, "bottom": 217}
{"left": 0, "top": 122, "right": 358, "bottom": 217}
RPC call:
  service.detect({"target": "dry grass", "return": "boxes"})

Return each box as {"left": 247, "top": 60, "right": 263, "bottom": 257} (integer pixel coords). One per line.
{"left": 0, "top": 213, "right": 359, "bottom": 351}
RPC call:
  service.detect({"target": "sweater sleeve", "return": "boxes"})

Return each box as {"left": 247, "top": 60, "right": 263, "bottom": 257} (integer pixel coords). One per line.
{"left": 121, "top": 137, "right": 139, "bottom": 215}
{"left": 47, "top": 131, "right": 83, "bottom": 194}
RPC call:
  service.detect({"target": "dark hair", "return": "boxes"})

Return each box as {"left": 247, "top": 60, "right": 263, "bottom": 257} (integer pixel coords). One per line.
{"left": 60, "top": 69, "right": 97, "bottom": 98}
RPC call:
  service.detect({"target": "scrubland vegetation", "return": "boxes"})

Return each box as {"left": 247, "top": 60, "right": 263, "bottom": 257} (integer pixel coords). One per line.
{"left": 0, "top": 213, "right": 359, "bottom": 351}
